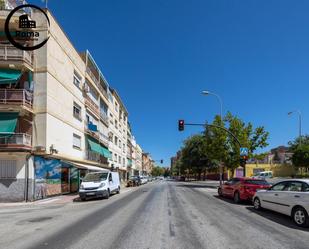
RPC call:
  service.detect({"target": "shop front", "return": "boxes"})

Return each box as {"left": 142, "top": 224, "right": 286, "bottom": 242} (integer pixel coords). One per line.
{"left": 34, "top": 157, "right": 80, "bottom": 199}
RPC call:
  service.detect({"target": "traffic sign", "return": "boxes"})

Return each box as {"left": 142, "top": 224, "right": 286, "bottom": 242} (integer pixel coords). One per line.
{"left": 240, "top": 147, "right": 248, "bottom": 156}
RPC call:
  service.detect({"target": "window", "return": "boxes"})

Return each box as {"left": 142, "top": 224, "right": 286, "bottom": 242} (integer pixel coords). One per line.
{"left": 118, "top": 155, "right": 121, "bottom": 163}
{"left": 303, "top": 183, "right": 309, "bottom": 192}
{"left": 115, "top": 120, "right": 118, "bottom": 129}
{"left": 0, "top": 160, "right": 17, "bottom": 179}
{"left": 73, "top": 70, "right": 82, "bottom": 88}
{"left": 73, "top": 102, "right": 82, "bottom": 120}
{"left": 270, "top": 182, "right": 288, "bottom": 191}
{"left": 114, "top": 136, "right": 118, "bottom": 146}
{"left": 115, "top": 102, "right": 118, "bottom": 112}
{"left": 285, "top": 181, "right": 303, "bottom": 192}
{"left": 108, "top": 132, "right": 113, "bottom": 142}
{"left": 73, "top": 133, "right": 81, "bottom": 149}
{"left": 123, "top": 143, "right": 125, "bottom": 153}
{"left": 114, "top": 153, "right": 117, "bottom": 162}
{"left": 109, "top": 173, "right": 112, "bottom": 182}
{"left": 123, "top": 158, "right": 125, "bottom": 166}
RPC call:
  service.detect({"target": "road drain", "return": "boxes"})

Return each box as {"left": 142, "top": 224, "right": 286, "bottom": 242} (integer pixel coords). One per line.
{"left": 27, "top": 217, "right": 53, "bottom": 223}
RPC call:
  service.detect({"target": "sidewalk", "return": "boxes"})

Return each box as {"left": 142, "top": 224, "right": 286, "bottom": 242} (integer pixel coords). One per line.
{"left": 0, "top": 186, "right": 134, "bottom": 208}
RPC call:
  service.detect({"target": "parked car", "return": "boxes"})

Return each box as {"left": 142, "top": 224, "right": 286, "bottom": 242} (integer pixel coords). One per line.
{"left": 218, "top": 177, "right": 271, "bottom": 203}
{"left": 253, "top": 179, "right": 309, "bottom": 227}
{"left": 253, "top": 171, "right": 273, "bottom": 179}
{"left": 79, "top": 170, "right": 120, "bottom": 201}
{"left": 127, "top": 176, "right": 141, "bottom": 187}
{"left": 140, "top": 176, "right": 148, "bottom": 184}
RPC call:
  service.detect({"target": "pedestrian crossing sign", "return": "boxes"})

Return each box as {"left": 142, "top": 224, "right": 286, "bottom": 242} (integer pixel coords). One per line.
{"left": 240, "top": 147, "right": 248, "bottom": 156}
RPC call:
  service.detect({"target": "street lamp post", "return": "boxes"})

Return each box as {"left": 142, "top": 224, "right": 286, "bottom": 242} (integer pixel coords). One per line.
{"left": 202, "top": 90, "right": 224, "bottom": 186}
{"left": 202, "top": 90, "right": 223, "bottom": 121}
{"left": 288, "top": 110, "right": 302, "bottom": 147}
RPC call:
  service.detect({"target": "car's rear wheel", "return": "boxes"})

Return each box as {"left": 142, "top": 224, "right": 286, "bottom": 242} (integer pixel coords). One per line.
{"left": 218, "top": 187, "right": 223, "bottom": 196}
{"left": 292, "top": 207, "right": 309, "bottom": 227}
{"left": 253, "top": 197, "right": 262, "bottom": 210}
{"left": 233, "top": 191, "right": 240, "bottom": 203}
{"left": 80, "top": 197, "right": 86, "bottom": 201}
{"left": 116, "top": 186, "right": 120, "bottom": 194}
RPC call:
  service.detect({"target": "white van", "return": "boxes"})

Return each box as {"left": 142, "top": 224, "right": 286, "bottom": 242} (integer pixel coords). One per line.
{"left": 79, "top": 170, "right": 120, "bottom": 201}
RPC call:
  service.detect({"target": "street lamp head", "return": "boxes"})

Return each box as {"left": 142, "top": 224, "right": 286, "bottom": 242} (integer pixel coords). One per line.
{"left": 288, "top": 111, "right": 293, "bottom": 115}
{"left": 202, "top": 90, "right": 210, "bottom": 95}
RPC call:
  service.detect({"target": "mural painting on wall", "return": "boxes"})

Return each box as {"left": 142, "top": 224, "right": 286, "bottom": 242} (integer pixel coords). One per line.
{"left": 34, "top": 157, "right": 62, "bottom": 199}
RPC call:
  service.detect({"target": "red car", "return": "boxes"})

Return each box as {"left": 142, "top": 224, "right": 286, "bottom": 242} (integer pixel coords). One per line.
{"left": 218, "top": 177, "right": 271, "bottom": 203}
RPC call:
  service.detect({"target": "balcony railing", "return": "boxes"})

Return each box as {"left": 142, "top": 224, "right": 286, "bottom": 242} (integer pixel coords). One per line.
{"left": 0, "top": 89, "right": 33, "bottom": 109}
{"left": 84, "top": 121, "right": 99, "bottom": 140}
{"left": 0, "top": 44, "right": 33, "bottom": 67}
{"left": 100, "top": 112, "right": 109, "bottom": 126}
{"left": 86, "top": 67, "right": 109, "bottom": 99}
{"left": 86, "top": 150, "right": 108, "bottom": 164}
{"left": 99, "top": 132, "right": 109, "bottom": 148}
{"left": 85, "top": 95, "right": 99, "bottom": 117}
{"left": 0, "top": 133, "right": 32, "bottom": 149}
{"left": 86, "top": 67, "right": 99, "bottom": 86}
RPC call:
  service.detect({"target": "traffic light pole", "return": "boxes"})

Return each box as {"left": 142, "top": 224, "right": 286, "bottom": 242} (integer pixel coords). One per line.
{"left": 180, "top": 122, "right": 245, "bottom": 183}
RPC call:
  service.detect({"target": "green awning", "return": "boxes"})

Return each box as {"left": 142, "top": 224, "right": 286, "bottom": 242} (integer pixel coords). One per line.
{"left": 101, "top": 146, "right": 112, "bottom": 159}
{"left": 87, "top": 137, "right": 112, "bottom": 159}
{"left": 0, "top": 69, "right": 22, "bottom": 84}
{"left": 87, "top": 137, "right": 102, "bottom": 155}
{"left": 0, "top": 112, "right": 18, "bottom": 134}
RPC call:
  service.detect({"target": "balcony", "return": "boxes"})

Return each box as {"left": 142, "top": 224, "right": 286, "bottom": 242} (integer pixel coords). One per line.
{"left": 0, "top": 133, "right": 32, "bottom": 151}
{"left": 86, "top": 150, "right": 108, "bottom": 165}
{"left": 0, "top": 89, "right": 33, "bottom": 112}
{"left": 84, "top": 121, "right": 99, "bottom": 140}
{"left": 85, "top": 95, "right": 99, "bottom": 117}
{"left": 86, "top": 67, "right": 99, "bottom": 86}
{"left": 100, "top": 112, "right": 109, "bottom": 126}
{"left": 0, "top": 44, "right": 33, "bottom": 69}
{"left": 99, "top": 132, "right": 109, "bottom": 148}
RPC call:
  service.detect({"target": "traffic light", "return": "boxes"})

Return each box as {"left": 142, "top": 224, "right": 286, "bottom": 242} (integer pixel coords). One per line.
{"left": 178, "top": 120, "right": 184, "bottom": 131}
{"left": 240, "top": 155, "right": 248, "bottom": 167}
{"left": 160, "top": 159, "right": 163, "bottom": 164}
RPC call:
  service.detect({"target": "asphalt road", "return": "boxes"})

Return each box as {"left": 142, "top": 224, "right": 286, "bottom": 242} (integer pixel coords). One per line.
{"left": 0, "top": 180, "right": 309, "bottom": 249}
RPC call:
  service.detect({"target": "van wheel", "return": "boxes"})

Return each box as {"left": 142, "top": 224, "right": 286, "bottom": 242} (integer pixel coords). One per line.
{"left": 81, "top": 197, "right": 86, "bottom": 201}
{"left": 292, "top": 207, "right": 309, "bottom": 227}
{"left": 116, "top": 186, "right": 120, "bottom": 194}
{"left": 105, "top": 189, "right": 110, "bottom": 199}
{"left": 233, "top": 191, "right": 240, "bottom": 203}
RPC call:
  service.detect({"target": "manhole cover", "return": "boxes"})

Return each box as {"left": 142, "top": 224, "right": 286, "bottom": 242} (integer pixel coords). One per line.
{"left": 28, "top": 217, "right": 53, "bottom": 223}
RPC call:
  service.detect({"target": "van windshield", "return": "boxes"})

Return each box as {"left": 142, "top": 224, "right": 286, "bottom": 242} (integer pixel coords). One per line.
{"left": 83, "top": 173, "right": 108, "bottom": 182}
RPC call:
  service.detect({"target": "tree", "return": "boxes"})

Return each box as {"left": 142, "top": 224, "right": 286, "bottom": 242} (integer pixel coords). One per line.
{"left": 151, "top": 166, "right": 165, "bottom": 176}
{"left": 180, "top": 134, "right": 209, "bottom": 180}
{"left": 289, "top": 136, "right": 309, "bottom": 175}
{"left": 222, "top": 112, "right": 269, "bottom": 176}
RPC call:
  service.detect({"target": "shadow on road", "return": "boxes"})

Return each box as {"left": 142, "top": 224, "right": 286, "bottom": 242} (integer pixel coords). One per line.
{"left": 246, "top": 206, "right": 309, "bottom": 231}
{"left": 213, "top": 195, "right": 251, "bottom": 206}
{"left": 175, "top": 184, "right": 218, "bottom": 189}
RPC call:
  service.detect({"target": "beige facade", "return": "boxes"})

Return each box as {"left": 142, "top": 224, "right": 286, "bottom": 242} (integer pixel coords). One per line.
{"left": 0, "top": 4, "right": 146, "bottom": 201}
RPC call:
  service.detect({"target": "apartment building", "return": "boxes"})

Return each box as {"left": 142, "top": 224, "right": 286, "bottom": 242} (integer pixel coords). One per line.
{"left": 108, "top": 88, "right": 128, "bottom": 182}
{"left": 135, "top": 144, "right": 143, "bottom": 175}
{"left": 0, "top": 4, "right": 144, "bottom": 201}
{"left": 142, "top": 152, "right": 154, "bottom": 175}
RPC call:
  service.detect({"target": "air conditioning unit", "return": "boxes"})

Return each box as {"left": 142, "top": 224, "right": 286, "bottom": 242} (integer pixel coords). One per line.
{"left": 34, "top": 146, "right": 46, "bottom": 152}
{"left": 83, "top": 83, "right": 90, "bottom": 93}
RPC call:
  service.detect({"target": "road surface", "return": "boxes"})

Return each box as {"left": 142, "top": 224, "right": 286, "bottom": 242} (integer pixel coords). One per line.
{"left": 0, "top": 180, "right": 308, "bottom": 249}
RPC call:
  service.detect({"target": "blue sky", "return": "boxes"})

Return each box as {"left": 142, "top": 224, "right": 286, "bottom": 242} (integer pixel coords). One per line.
{"left": 31, "top": 0, "right": 309, "bottom": 166}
